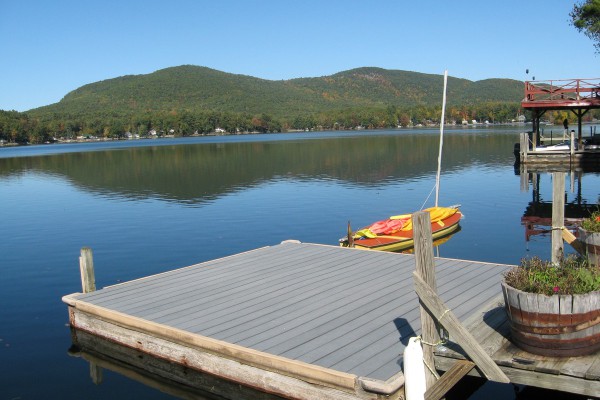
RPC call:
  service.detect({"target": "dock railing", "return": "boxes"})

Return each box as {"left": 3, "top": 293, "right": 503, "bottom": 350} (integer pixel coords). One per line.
{"left": 524, "top": 78, "right": 600, "bottom": 104}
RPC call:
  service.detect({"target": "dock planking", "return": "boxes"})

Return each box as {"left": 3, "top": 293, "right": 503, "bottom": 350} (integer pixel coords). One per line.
{"left": 435, "top": 299, "right": 600, "bottom": 397}
{"left": 64, "top": 241, "right": 512, "bottom": 398}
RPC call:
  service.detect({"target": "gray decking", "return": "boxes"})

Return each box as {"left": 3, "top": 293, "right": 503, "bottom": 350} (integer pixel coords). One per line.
{"left": 69, "top": 241, "right": 511, "bottom": 382}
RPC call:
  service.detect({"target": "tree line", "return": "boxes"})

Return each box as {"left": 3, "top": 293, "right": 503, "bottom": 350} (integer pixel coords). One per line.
{"left": 1, "top": 103, "right": 598, "bottom": 144}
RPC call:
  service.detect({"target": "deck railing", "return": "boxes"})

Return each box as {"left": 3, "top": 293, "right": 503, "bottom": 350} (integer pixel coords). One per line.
{"left": 524, "top": 78, "right": 600, "bottom": 103}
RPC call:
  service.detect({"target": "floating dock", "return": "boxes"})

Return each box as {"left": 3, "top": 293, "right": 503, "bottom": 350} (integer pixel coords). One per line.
{"left": 63, "top": 241, "right": 600, "bottom": 399}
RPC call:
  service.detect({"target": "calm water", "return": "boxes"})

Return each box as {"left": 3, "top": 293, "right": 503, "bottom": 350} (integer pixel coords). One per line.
{"left": 1, "top": 127, "right": 599, "bottom": 399}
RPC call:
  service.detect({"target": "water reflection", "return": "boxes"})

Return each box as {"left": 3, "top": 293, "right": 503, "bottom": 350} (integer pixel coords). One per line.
{"left": 0, "top": 131, "right": 519, "bottom": 205}
{"left": 69, "top": 329, "right": 285, "bottom": 400}
{"left": 520, "top": 170, "right": 599, "bottom": 243}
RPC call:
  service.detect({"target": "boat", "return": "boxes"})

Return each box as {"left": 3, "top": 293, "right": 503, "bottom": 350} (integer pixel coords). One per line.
{"left": 340, "top": 71, "right": 462, "bottom": 253}
{"left": 339, "top": 206, "right": 462, "bottom": 252}
{"left": 533, "top": 140, "right": 574, "bottom": 151}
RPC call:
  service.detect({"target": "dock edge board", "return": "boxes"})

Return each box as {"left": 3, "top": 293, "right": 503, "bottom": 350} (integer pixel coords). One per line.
{"left": 64, "top": 295, "right": 405, "bottom": 400}
{"left": 435, "top": 355, "right": 600, "bottom": 398}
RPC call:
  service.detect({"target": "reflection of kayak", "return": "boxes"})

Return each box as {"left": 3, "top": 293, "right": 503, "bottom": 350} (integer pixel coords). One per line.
{"left": 340, "top": 206, "right": 462, "bottom": 252}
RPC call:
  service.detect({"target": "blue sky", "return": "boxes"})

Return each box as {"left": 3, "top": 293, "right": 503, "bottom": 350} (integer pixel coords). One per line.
{"left": 1, "top": 0, "right": 598, "bottom": 111}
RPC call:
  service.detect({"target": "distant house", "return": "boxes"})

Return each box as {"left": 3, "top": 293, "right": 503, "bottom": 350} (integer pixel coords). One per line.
{"left": 148, "top": 129, "right": 157, "bottom": 136}
{"left": 215, "top": 127, "right": 226, "bottom": 133}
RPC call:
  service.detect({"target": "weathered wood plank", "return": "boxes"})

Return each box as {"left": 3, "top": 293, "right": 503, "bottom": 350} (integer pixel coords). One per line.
{"left": 73, "top": 330, "right": 289, "bottom": 400}
{"left": 70, "top": 302, "right": 360, "bottom": 394}
{"left": 562, "top": 227, "right": 585, "bottom": 255}
{"left": 561, "top": 354, "right": 598, "bottom": 379}
{"left": 584, "top": 357, "right": 600, "bottom": 380}
{"left": 413, "top": 211, "right": 440, "bottom": 389}
{"left": 413, "top": 272, "right": 510, "bottom": 383}
{"left": 424, "top": 360, "right": 475, "bottom": 400}
{"left": 435, "top": 354, "right": 600, "bottom": 398}
{"left": 79, "top": 247, "right": 96, "bottom": 293}
{"left": 71, "top": 308, "right": 366, "bottom": 400}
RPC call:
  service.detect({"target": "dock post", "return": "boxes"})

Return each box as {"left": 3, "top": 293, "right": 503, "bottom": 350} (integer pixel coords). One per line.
{"left": 552, "top": 173, "right": 565, "bottom": 265}
{"left": 520, "top": 132, "right": 528, "bottom": 164}
{"left": 79, "top": 247, "right": 96, "bottom": 293}
{"left": 78, "top": 247, "right": 102, "bottom": 383}
{"left": 413, "top": 211, "right": 440, "bottom": 389}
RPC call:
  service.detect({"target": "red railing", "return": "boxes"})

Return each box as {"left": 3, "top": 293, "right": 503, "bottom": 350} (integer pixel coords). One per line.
{"left": 524, "top": 78, "right": 600, "bottom": 103}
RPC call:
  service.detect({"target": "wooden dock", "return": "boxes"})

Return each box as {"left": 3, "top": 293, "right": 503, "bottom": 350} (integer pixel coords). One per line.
{"left": 63, "top": 241, "right": 600, "bottom": 399}
{"left": 517, "top": 132, "right": 600, "bottom": 168}
{"left": 434, "top": 302, "right": 600, "bottom": 397}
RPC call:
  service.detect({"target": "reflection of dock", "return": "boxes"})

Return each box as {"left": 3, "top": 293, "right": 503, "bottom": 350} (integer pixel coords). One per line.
{"left": 63, "top": 242, "right": 600, "bottom": 398}
{"left": 518, "top": 167, "right": 597, "bottom": 241}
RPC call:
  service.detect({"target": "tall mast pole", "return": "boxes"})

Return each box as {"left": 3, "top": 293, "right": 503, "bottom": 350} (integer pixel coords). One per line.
{"left": 435, "top": 70, "right": 448, "bottom": 207}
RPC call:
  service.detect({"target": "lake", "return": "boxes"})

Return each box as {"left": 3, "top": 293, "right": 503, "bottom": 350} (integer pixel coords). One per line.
{"left": 1, "top": 127, "right": 599, "bottom": 399}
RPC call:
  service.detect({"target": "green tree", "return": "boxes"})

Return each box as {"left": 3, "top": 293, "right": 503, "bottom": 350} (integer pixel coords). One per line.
{"left": 571, "top": 0, "right": 600, "bottom": 52}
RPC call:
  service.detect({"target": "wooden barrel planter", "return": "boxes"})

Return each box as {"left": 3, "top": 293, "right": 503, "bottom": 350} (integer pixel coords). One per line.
{"left": 578, "top": 227, "right": 600, "bottom": 267}
{"left": 502, "top": 282, "right": 600, "bottom": 357}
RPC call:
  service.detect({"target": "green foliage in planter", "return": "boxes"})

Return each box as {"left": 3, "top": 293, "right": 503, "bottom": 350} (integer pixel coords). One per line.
{"left": 581, "top": 210, "right": 600, "bottom": 233}
{"left": 504, "top": 255, "right": 600, "bottom": 295}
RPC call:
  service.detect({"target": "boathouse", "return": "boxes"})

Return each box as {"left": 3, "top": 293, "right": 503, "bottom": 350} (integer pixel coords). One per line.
{"left": 518, "top": 78, "right": 600, "bottom": 167}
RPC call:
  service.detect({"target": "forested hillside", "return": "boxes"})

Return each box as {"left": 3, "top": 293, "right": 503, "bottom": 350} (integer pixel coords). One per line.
{"left": 1, "top": 65, "right": 535, "bottom": 144}
{"left": 32, "top": 66, "right": 523, "bottom": 117}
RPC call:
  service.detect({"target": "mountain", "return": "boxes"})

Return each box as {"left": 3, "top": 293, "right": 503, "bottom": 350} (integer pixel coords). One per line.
{"left": 28, "top": 65, "right": 523, "bottom": 119}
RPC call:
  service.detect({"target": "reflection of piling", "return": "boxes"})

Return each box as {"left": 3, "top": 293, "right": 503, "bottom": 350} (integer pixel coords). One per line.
{"left": 551, "top": 173, "right": 565, "bottom": 264}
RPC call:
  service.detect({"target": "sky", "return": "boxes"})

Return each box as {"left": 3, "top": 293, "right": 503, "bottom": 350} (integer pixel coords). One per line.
{"left": 1, "top": 0, "right": 598, "bottom": 112}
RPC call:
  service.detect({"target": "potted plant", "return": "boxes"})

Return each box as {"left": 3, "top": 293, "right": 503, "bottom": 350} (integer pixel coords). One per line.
{"left": 579, "top": 210, "right": 600, "bottom": 266}
{"left": 502, "top": 255, "right": 600, "bottom": 357}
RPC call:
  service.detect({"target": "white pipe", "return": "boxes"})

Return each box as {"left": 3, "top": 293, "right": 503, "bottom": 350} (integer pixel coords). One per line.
{"left": 435, "top": 70, "right": 448, "bottom": 207}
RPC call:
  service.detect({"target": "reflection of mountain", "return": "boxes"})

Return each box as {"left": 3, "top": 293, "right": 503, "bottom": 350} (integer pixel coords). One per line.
{"left": 0, "top": 132, "right": 518, "bottom": 204}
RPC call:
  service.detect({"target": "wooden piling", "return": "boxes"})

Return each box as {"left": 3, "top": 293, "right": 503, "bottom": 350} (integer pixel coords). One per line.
{"left": 79, "top": 247, "right": 96, "bottom": 293}
{"left": 520, "top": 132, "right": 528, "bottom": 164}
{"left": 551, "top": 173, "right": 565, "bottom": 264}
{"left": 424, "top": 360, "right": 474, "bottom": 400}
{"left": 412, "top": 211, "right": 439, "bottom": 389}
